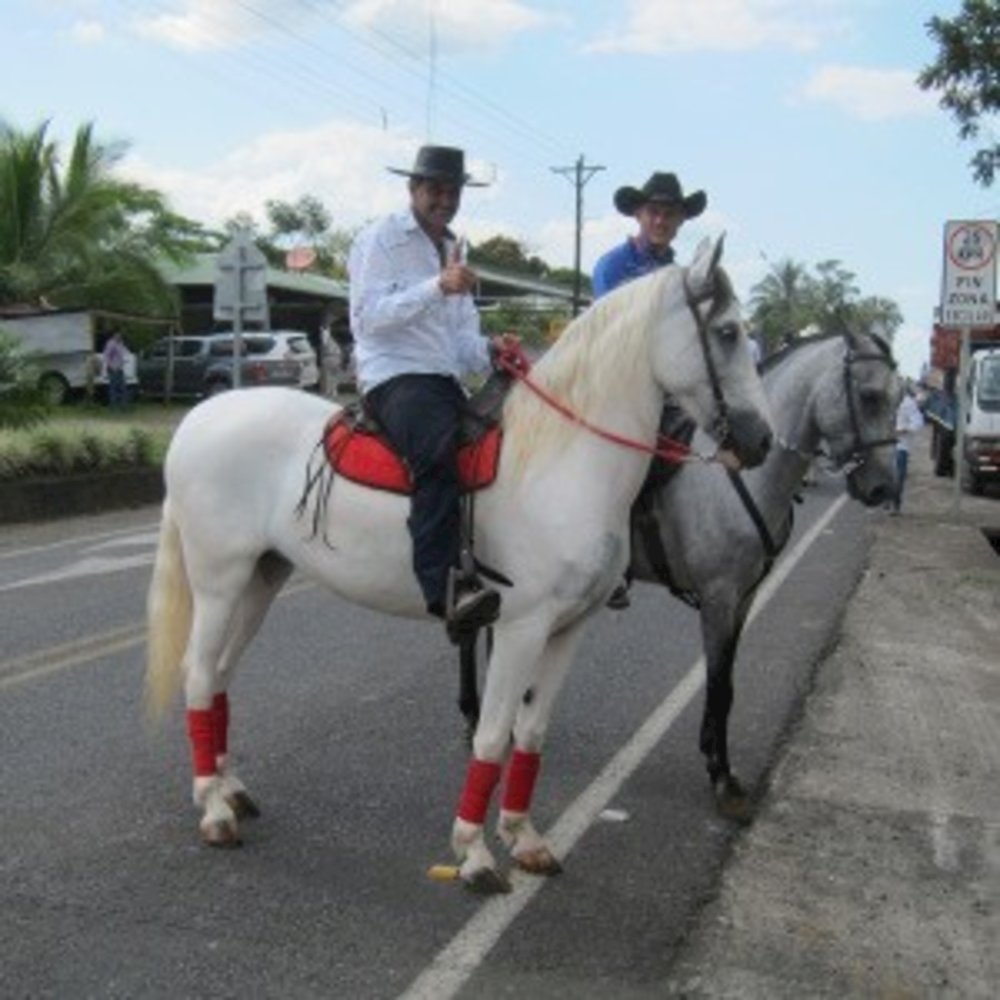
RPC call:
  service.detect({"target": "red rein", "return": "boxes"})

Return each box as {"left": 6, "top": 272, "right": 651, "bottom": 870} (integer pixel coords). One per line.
{"left": 494, "top": 343, "right": 693, "bottom": 466}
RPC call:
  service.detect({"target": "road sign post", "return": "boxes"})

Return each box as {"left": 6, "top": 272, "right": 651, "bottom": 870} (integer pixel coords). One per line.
{"left": 940, "top": 219, "right": 998, "bottom": 512}
{"left": 214, "top": 230, "right": 270, "bottom": 389}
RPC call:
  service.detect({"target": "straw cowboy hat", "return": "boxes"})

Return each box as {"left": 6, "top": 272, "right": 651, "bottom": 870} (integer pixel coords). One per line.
{"left": 387, "top": 145, "right": 487, "bottom": 187}
{"left": 614, "top": 172, "right": 706, "bottom": 218}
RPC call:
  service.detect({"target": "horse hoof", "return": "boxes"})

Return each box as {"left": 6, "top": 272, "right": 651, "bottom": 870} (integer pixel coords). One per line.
{"left": 227, "top": 791, "right": 261, "bottom": 820}
{"left": 200, "top": 821, "right": 242, "bottom": 848}
{"left": 714, "top": 774, "right": 753, "bottom": 825}
{"left": 514, "top": 847, "right": 563, "bottom": 876}
{"left": 462, "top": 867, "right": 512, "bottom": 895}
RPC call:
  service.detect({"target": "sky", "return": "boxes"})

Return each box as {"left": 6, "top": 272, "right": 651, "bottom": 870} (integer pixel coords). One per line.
{"left": 4, "top": 0, "right": 998, "bottom": 377}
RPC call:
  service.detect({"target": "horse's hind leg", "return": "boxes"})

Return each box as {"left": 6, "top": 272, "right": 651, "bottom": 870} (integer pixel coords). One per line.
{"left": 183, "top": 559, "right": 262, "bottom": 847}
{"left": 214, "top": 552, "right": 293, "bottom": 822}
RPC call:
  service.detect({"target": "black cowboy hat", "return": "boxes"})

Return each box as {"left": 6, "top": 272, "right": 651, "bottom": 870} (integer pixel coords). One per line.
{"left": 387, "top": 145, "right": 487, "bottom": 187}
{"left": 614, "top": 172, "right": 706, "bottom": 218}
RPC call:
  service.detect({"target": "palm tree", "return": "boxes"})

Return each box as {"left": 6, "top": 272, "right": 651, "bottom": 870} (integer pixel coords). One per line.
{"left": 748, "top": 259, "right": 815, "bottom": 353}
{"left": 0, "top": 119, "right": 214, "bottom": 317}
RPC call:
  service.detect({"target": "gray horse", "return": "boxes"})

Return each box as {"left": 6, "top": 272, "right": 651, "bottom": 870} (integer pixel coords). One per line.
{"left": 459, "top": 328, "right": 900, "bottom": 821}
{"left": 628, "top": 328, "right": 900, "bottom": 818}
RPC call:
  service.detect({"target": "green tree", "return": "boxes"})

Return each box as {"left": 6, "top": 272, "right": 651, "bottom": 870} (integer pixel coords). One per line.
{"left": 918, "top": 0, "right": 1000, "bottom": 186}
{"left": 470, "top": 235, "right": 548, "bottom": 277}
{"left": 0, "top": 330, "right": 49, "bottom": 429}
{"left": 749, "top": 258, "right": 902, "bottom": 352}
{"left": 0, "top": 120, "right": 208, "bottom": 316}
{"left": 225, "top": 196, "right": 354, "bottom": 279}
{"left": 748, "top": 259, "right": 815, "bottom": 353}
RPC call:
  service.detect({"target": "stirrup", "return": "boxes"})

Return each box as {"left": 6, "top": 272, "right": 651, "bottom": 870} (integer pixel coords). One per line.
{"left": 445, "top": 566, "right": 500, "bottom": 644}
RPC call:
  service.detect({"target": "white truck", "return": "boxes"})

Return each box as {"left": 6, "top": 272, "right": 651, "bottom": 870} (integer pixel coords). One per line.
{"left": 0, "top": 309, "right": 136, "bottom": 404}
{"left": 959, "top": 347, "right": 1000, "bottom": 494}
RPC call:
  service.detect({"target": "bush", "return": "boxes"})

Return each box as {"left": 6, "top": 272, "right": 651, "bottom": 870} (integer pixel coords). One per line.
{"left": 0, "top": 418, "right": 171, "bottom": 480}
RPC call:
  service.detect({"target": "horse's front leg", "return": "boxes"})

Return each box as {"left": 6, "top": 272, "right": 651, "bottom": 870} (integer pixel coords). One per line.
{"left": 496, "top": 619, "right": 588, "bottom": 876}
{"left": 451, "top": 619, "right": 550, "bottom": 894}
{"left": 698, "top": 593, "right": 752, "bottom": 823}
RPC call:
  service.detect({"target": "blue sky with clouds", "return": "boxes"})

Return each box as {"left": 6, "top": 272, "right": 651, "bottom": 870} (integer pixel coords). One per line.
{"left": 5, "top": 0, "right": 997, "bottom": 375}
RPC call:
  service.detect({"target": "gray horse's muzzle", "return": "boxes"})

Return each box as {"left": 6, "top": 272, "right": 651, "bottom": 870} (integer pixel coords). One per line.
{"left": 719, "top": 408, "right": 772, "bottom": 470}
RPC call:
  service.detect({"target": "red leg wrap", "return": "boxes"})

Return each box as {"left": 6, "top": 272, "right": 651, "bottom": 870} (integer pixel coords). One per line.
{"left": 502, "top": 749, "right": 541, "bottom": 814}
{"left": 457, "top": 758, "right": 503, "bottom": 825}
{"left": 186, "top": 708, "right": 217, "bottom": 778}
{"left": 212, "top": 692, "right": 229, "bottom": 758}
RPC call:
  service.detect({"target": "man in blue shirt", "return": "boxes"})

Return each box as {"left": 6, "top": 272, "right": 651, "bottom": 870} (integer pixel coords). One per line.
{"left": 349, "top": 145, "right": 514, "bottom": 635}
{"left": 592, "top": 172, "right": 706, "bottom": 297}
{"left": 592, "top": 171, "right": 706, "bottom": 608}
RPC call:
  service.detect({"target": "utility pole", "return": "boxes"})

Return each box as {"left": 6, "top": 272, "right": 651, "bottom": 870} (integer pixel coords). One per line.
{"left": 552, "top": 154, "right": 605, "bottom": 315}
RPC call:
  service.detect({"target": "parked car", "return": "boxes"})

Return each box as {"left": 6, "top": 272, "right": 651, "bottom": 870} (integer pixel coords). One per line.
{"left": 137, "top": 333, "right": 303, "bottom": 399}
{"left": 260, "top": 330, "right": 320, "bottom": 390}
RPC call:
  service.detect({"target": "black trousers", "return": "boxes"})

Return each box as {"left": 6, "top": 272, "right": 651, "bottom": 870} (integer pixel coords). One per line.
{"left": 364, "top": 374, "right": 467, "bottom": 612}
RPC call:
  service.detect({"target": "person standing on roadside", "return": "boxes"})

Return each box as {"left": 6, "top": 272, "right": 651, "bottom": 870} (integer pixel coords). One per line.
{"left": 101, "top": 330, "right": 129, "bottom": 409}
{"left": 348, "top": 144, "right": 517, "bottom": 637}
{"left": 891, "top": 381, "right": 924, "bottom": 515}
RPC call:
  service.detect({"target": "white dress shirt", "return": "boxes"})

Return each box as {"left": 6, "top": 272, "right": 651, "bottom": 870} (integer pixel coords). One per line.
{"left": 348, "top": 210, "right": 490, "bottom": 392}
{"left": 895, "top": 393, "right": 924, "bottom": 453}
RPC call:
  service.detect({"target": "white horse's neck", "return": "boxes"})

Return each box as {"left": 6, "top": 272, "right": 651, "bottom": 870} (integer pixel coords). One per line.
{"left": 501, "top": 270, "right": 681, "bottom": 490}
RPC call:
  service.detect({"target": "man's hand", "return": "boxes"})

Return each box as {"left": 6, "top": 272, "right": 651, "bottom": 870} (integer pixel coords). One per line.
{"left": 439, "top": 243, "right": 477, "bottom": 295}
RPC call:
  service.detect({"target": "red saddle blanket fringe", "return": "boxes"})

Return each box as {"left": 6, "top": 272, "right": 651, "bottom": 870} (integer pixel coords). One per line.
{"left": 323, "top": 412, "right": 502, "bottom": 495}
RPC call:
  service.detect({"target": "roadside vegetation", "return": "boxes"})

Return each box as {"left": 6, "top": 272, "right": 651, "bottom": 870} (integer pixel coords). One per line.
{"left": 0, "top": 401, "right": 181, "bottom": 481}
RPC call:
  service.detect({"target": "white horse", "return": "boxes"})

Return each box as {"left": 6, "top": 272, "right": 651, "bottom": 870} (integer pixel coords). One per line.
{"left": 145, "top": 235, "right": 772, "bottom": 892}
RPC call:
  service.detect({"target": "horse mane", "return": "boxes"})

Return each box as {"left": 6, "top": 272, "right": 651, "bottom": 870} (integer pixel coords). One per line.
{"left": 759, "top": 326, "right": 896, "bottom": 375}
{"left": 501, "top": 266, "right": 681, "bottom": 474}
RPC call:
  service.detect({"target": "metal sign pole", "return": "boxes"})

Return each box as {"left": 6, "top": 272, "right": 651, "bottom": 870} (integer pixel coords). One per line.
{"left": 952, "top": 326, "right": 970, "bottom": 514}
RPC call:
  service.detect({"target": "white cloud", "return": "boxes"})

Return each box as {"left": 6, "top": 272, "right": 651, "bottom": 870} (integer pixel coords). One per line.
{"left": 131, "top": 0, "right": 552, "bottom": 54}
{"left": 119, "top": 119, "right": 508, "bottom": 232}
{"left": 586, "top": 0, "right": 838, "bottom": 55}
{"left": 341, "top": 0, "right": 555, "bottom": 52}
{"left": 131, "top": 0, "right": 306, "bottom": 52}
{"left": 799, "top": 65, "right": 937, "bottom": 121}
{"left": 70, "top": 19, "right": 106, "bottom": 45}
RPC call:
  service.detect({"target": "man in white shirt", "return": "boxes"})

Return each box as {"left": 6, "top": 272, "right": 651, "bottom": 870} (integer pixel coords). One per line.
{"left": 348, "top": 145, "right": 511, "bottom": 634}
{"left": 892, "top": 382, "right": 924, "bottom": 514}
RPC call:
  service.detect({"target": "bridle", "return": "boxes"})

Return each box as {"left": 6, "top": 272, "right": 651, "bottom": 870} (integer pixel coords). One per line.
{"left": 683, "top": 271, "right": 736, "bottom": 451}
{"left": 773, "top": 331, "right": 897, "bottom": 476}
{"left": 493, "top": 266, "right": 747, "bottom": 468}
{"left": 832, "top": 333, "right": 898, "bottom": 475}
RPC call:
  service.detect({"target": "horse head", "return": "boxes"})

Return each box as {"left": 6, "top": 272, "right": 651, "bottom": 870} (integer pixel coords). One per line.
{"left": 651, "top": 234, "right": 773, "bottom": 470}
{"left": 815, "top": 327, "right": 902, "bottom": 506}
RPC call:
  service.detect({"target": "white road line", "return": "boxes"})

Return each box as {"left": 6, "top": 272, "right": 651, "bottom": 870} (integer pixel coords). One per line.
{"left": 399, "top": 494, "right": 849, "bottom": 1000}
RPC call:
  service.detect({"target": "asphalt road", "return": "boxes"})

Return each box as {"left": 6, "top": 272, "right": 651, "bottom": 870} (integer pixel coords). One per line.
{"left": 0, "top": 475, "right": 870, "bottom": 999}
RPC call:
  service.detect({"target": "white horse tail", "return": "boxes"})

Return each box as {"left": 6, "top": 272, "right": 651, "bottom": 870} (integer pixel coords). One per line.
{"left": 144, "top": 501, "right": 192, "bottom": 722}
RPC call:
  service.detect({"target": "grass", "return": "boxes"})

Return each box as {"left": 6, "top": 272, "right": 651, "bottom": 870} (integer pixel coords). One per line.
{"left": 0, "top": 400, "right": 190, "bottom": 481}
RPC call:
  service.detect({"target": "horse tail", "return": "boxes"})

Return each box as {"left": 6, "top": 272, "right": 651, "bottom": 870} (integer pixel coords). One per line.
{"left": 144, "top": 501, "right": 192, "bottom": 723}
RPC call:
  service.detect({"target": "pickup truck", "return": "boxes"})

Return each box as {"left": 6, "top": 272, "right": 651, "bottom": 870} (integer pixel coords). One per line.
{"left": 924, "top": 345, "right": 1000, "bottom": 493}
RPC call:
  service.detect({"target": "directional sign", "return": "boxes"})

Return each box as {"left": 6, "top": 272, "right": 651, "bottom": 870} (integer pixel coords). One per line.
{"left": 213, "top": 229, "right": 270, "bottom": 325}
{"left": 940, "top": 220, "right": 998, "bottom": 328}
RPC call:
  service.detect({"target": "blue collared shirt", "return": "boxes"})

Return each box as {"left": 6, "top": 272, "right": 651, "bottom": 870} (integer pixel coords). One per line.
{"left": 592, "top": 238, "right": 675, "bottom": 298}
{"left": 348, "top": 210, "right": 490, "bottom": 392}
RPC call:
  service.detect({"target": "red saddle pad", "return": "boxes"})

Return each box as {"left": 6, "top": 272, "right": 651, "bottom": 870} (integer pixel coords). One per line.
{"left": 323, "top": 412, "right": 502, "bottom": 495}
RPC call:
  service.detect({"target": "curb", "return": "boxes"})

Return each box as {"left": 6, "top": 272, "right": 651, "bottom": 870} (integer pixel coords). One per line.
{"left": 0, "top": 467, "right": 164, "bottom": 525}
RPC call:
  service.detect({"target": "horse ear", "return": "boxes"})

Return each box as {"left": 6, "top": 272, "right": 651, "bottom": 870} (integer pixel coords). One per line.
{"left": 687, "top": 233, "right": 726, "bottom": 294}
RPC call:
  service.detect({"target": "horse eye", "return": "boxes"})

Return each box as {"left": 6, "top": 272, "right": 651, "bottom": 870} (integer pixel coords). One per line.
{"left": 716, "top": 322, "right": 739, "bottom": 342}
